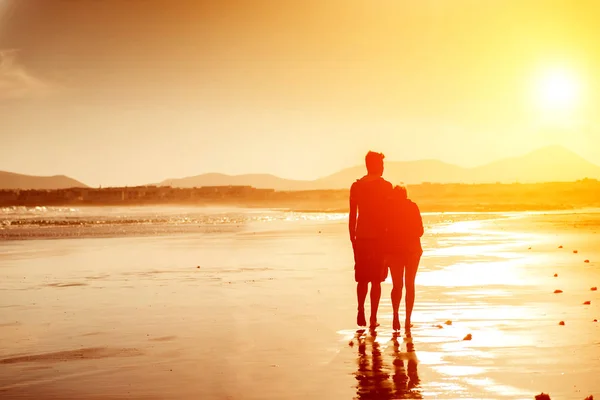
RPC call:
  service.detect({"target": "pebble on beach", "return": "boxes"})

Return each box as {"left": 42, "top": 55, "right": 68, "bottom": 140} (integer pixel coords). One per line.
{"left": 554, "top": 289, "right": 563, "bottom": 294}
{"left": 535, "top": 393, "right": 551, "bottom": 400}
{"left": 553, "top": 273, "right": 558, "bottom": 277}
{"left": 574, "top": 250, "right": 578, "bottom": 253}
{"left": 559, "top": 321, "right": 565, "bottom": 326}
{"left": 433, "top": 324, "right": 444, "bottom": 329}
{"left": 584, "top": 259, "right": 590, "bottom": 263}
{"left": 594, "top": 319, "right": 598, "bottom": 322}
{"left": 559, "top": 245, "right": 563, "bottom": 248}
{"left": 445, "top": 320, "right": 452, "bottom": 325}
{"left": 463, "top": 334, "right": 472, "bottom": 341}
{"left": 592, "top": 287, "right": 598, "bottom": 291}
{"left": 196, "top": 266, "right": 201, "bottom": 269}
{"left": 584, "top": 396, "right": 593, "bottom": 400}
{"left": 583, "top": 301, "right": 591, "bottom": 305}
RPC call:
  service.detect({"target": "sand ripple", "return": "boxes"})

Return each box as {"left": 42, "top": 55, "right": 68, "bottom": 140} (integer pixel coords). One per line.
{"left": 0, "top": 347, "right": 142, "bottom": 364}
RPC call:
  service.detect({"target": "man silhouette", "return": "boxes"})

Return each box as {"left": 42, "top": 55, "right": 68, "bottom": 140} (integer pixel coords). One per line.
{"left": 349, "top": 151, "right": 393, "bottom": 328}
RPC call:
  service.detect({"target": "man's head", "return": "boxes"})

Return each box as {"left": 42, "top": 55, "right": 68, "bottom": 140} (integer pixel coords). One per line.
{"left": 394, "top": 185, "right": 408, "bottom": 199}
{"left": 365, "top": 151, "right": 385, "bottom": 176}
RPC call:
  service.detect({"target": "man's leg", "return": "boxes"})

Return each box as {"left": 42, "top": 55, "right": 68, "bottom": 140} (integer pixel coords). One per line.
{"left": 356, "top": 282, "right": 368, "bottom": 326}
{"left": 404, "top": 253, "right": 421, "bottom": 332}
{"left": 369, "top": 281, "right": 381, "bottom": 328}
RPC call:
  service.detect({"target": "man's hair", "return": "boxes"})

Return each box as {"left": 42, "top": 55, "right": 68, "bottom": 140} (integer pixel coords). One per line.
{"left": 394, "top": 184, "right": 408, "bottom": 199}
{"left": 365, "top": 151, "right": 385, "bottom": 175}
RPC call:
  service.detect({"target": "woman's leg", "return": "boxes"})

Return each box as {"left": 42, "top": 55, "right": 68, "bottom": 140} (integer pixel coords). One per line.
{"left": 404, "top": 252, "right": 421, "bottom": 331}
{"left": 389, "top": 256, "right": 405, "bottom": 331}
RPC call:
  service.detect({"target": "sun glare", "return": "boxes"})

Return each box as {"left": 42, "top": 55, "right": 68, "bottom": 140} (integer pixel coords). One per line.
{"left": 535, "top": 67, "right": 581, "bottom": 112}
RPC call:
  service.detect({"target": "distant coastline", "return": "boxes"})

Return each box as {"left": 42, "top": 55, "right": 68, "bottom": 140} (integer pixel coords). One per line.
{"left": 1, "top": 179, "right": 599, "bottom": 213}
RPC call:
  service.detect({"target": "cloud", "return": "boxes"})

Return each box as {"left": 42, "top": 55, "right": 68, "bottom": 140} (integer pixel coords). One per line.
{"left": 0, "top": 49, "right": 54, "bottom": 100}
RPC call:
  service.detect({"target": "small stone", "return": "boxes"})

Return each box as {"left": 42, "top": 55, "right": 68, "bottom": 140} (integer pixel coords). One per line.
{"left": 535, "top": 393, "right": 551, "bottom": 400}
{"left": 433, "top": 324, "right": 443, "bottom": 329}
{"left": 444, "top": 320, "right": 452, "bottom": 325}
{"left": 573, "top": 250, "right": 578, "bottom": 254}
{"left": 196, "top": 266, "right": 201, "bottom": 269}
{"left": 463, "top": 333, "right": 472, "bottom": 341}
{"left": 584, "top": 395, "right": 593, "bottom": 400}
{"left": 591, "top": 287, "right": 598, "bottom": 291}
{"left": 554, "top": 274, "right": 558, "bottom": 277}
{"left": 583, "top": 301, "right": 591, "bottom": 305}
{"left": 558, "top": 245, "right": 563, "bottom": 248}
{"left": 348, "top": 341, "right": 354, "bottom": 347}
{"left": 528, "top": 247, "right": 532, "bottom": 250}
{"left": 584, "top": 260, "right": 590, "bottom": 263}
{"left": 554, "top": 290, "right": 563, "bottom": 294}
{"left": 594, "top": 319, "right": 598, "bottom": 323}
{"left": 559, "top": 321, "right": 565, "bottom": 326}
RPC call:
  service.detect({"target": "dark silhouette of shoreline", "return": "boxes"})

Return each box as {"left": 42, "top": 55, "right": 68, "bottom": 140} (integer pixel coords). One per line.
{"left": 1, "top": 179, "right": 599, "bottom": 212}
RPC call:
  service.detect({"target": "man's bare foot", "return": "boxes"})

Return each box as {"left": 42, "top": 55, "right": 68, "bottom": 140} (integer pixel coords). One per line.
{"left": 392, "top": 315, "right": 401, "bottom": 331}
{"left": 369, "top": 316, "right": 379, "bottom": 329}
{"left": 357, "top": 310, "right": 367, "bottom": 327}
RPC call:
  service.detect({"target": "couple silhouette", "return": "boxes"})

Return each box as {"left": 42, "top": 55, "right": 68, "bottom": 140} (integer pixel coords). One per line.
{"left": 349, "top": 151, "right": 424, "bottom": 333}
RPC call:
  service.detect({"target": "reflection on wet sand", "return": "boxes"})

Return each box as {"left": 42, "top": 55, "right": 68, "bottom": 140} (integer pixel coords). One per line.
{"left": 354, "top": 330, "right": 421, "bottom": 399}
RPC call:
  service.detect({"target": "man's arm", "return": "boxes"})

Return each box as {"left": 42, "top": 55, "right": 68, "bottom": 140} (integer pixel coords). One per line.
{"left": 349, "top": 184, "right": 358, "bottom": 243}
{"left": 414, "top": 203, "right": 424, "bottom": 238}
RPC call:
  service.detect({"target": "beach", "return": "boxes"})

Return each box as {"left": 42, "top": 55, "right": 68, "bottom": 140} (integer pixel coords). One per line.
{"left": 1, "top": 207, "right": 599, "bottom": 399}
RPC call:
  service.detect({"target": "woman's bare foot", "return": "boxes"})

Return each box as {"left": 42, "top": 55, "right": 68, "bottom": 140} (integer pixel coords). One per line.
{"left": 392, "top": 315, "right": 401, "bottom": 331}
{"left": 357, "top": 310, "right": 367, "bottom": 327}
{"left": 405, "top": 319, "right": 413, "bottom": 335}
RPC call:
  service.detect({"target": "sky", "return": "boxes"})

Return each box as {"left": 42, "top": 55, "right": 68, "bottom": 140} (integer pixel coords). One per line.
{"left": 1, "top": 0, "right": 600, "bottom": 187}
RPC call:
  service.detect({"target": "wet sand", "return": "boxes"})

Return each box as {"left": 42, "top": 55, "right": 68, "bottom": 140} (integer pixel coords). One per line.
{"left": 1, "top": 211, "right": 599, "bottom": 399}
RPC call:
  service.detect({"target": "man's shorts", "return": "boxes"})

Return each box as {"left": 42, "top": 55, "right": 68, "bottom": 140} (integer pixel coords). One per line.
{"left": 353, "top": 239, "right": 388, "bottom": 283}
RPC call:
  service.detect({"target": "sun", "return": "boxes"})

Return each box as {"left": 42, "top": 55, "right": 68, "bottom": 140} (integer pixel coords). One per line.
{"left": 535, "top": 68, "right": 581, "bottom": 112}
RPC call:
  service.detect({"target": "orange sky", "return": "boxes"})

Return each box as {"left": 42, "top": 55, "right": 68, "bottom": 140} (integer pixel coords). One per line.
{"left": 1, "top": 0, "right": 599, "bottom": 187}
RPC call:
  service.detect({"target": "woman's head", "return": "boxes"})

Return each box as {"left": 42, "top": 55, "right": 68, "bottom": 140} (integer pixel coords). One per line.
{"left": 394, "top": 185, "right": 408, "bottom": 199}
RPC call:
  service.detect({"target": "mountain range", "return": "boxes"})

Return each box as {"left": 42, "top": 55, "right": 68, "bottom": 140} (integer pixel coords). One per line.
{"left": 0, "top": 171, "right": 87, "bottom": 190}
{"left": 159, "top": 145, "right": 600, "bottom": 190}
{"left": 2, "top": 146, "right": 599, "bottom": 190}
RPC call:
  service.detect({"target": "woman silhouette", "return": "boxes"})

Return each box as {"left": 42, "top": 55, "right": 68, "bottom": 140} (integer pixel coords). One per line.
{"left": 387, "top": 185, "right": 424, "bottom": 333}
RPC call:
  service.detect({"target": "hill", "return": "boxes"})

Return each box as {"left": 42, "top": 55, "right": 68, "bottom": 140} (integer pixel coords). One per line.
{"left": 316, "top": 145, "right": 600, "bottom": 188}
{"left": 158, "top": 173, "right": 314, "bottom": 191}
{"left": 0, "top": 171, "right": 88, "bottom": 190}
